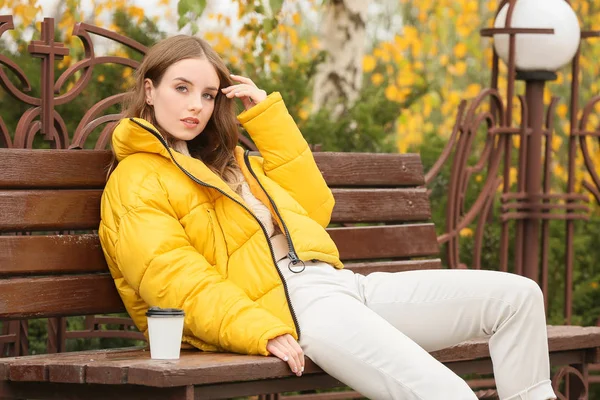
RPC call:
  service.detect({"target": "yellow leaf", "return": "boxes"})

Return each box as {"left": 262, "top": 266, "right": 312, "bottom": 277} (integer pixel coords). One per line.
{"left": 552, "top": 135, "right": 563, "bottom": 151}
{"left": 396, "top": 71, "right": 415, "bottom": 87}
{"left": 410, "top": 40, "right": 422, "bottom": 58}
{"left": 453, "top": 43, "right": 467, "bottom": 58}
{"left": 287, "top": 27, "right": 298, "bottom": 46}
{"left": 543, "top": 89, "right": 552, "bottom": 104}
{"left": 451, "top": 61, "right": 467, "bottom": 76}
{"left": 509, "top": 167, "right": 518, "bottom": 186}
{"left": 460, "top": 228, "right": 473, "bottom": 238}
{"left": 557, "top": 104, "right": 568, "bottom": 119}
{"left": 371, "top": 73, "right": 384, "bottom": 85}
{"left": 298, "top": 109, "right": 309, "bottom": 120}
{"left": 128, "top": 6, "right": 144, "bottom": 23}
{"left": 300, "top": 43, "right": 310, "bottom": 56}
{"left": 456, "top": 23, "right": 470, "bottom": 38}
{"left": 292, "top": 12, "right": 301, "bottom": 25}
{"left": 465, "top": 83, "right": 481, "bottom": 98}
{"left": 228, "top": 55, "right": 239, "bottom": 66}
{"left": 403, "top": 26, "right": 418, "bottom": 41}
{"left": 440, "top": 55, "right": 449, "bottom": 66}
{"left": 513, "top": 136, "right": 521, "bottom": 149}
{"left": 363, "top": 55, "right": 377, "bottom": 73}
{"left": 97, "top": 74, "right": 105, "bottom": 82}
{"left": 397, "top": 88, "right": 410, "bottom": 103}
{"left": 385, "top": 85, "right": 399, "bottom": 102}
{"left": 57, "top": 55, "right": 72, "bottom": 69}
{"left": 465, "top": 1, "right": 478, "bottom": 13}
{"left": 448, "top": 91, "right": 461, "bottom": 105}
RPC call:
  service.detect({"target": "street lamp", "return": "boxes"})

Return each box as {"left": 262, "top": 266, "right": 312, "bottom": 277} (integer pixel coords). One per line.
{"left": 488, "top": 0, "right": 581, "bottom": 283}
{"left": 493, "top": 0, "right": 581, "bottom": 72}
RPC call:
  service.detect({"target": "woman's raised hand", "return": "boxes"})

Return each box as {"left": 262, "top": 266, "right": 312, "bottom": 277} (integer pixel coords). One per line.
{"left": 221, "top": 74, "right": 267, "bottom": 111}
{"left": 266, "top": 334, "right": 305, "bottom": 377}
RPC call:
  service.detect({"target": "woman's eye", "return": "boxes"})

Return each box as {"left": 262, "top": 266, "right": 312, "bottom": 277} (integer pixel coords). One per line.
{"left": 176, "top": 86, "right": 188, "bottom": 93}
{"left": 203, "top": 93, "right": 215, "bottom": 100}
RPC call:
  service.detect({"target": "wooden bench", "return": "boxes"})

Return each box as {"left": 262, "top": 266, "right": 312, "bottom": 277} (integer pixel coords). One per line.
{"left": 1, "top": 148, "right": 600, "bottom": 400}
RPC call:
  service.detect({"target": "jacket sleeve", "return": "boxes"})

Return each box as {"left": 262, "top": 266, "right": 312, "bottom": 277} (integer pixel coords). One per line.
{"left": 237, "top": 92, "right": 334, "bottom": 228}
{"left": 115, "top": 200, "right": 294, "bottom": 356}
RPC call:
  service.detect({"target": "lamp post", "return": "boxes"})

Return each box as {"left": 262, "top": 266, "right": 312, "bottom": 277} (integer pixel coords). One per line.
{"left": 491, "top": 0, "right": 581, "bottom": 283}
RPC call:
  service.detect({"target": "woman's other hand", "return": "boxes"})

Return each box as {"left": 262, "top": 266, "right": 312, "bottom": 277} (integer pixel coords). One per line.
{"left": 266, "top": 333, "right": 305, "bottom": 376}
{"left": 221, "top": 74, "right": 267, "bottom": 111}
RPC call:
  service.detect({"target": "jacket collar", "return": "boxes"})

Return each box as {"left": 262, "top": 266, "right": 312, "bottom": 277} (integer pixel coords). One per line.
{"left": 112, "top": 117, "right": 243, "bottom": 200}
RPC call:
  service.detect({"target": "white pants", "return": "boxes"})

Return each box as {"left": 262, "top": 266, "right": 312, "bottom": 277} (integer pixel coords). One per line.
{"left": 276, "top": 259, "right": 557, "bottom": 400}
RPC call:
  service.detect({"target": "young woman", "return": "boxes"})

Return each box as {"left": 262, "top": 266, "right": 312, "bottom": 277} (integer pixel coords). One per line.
{"left": 99, "top": 35, "right": 557, "bottom": 400}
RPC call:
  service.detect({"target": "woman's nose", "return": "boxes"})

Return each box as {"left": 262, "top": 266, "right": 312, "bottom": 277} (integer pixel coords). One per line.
{"left": 189, "top": 95, "right": 203, "bottom": 112}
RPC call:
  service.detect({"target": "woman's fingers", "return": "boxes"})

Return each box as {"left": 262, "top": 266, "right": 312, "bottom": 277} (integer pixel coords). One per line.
{"left": 267, "top": 336, "right": 303, "bottom": 376}
{"left": 274, "top": 336, "right": 301, "bottom": 375}
{"left": 267, "top": 340, "right": 290, "bottom": 363}
{"left": 221, "top": 76, "right": 267, "bottom": 109}
{"left": 230, "top": 74, "right": 257, "bottom": 87}
{"left": 222, "top": 84, "right": 248, "bottom": 96}
{"left": 286, "top": 335, "right": 305, "bottom": 373}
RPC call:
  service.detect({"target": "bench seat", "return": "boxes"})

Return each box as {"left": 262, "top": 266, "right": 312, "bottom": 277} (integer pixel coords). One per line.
{"left": 2, "top": 149, "right": 600, "bottom": 399}
{"left": 1, "top": 326, "right": 599, "bottom": 399}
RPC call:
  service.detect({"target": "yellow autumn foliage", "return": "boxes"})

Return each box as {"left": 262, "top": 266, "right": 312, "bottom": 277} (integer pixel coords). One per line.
{"left": 6, "top": 0, "right": 600, "bottom": 204}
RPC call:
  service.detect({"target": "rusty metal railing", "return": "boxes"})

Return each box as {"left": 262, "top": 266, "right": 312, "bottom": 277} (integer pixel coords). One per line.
{"left": 423, "top": 0, "right": 600, "bottom": 395}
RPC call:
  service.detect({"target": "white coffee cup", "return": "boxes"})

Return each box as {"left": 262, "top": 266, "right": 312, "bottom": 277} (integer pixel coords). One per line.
{"left": 146, "top": 307, "right": 185, "bottom": 360}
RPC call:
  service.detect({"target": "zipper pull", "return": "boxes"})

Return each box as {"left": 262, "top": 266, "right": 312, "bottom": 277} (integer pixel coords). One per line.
{"left": 287, "top": 252, "right": 306, "bottom": 273}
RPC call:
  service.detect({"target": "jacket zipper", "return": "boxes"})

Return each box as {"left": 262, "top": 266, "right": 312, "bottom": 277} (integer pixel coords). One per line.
{"left": 129, "top": 118, "right": 302, "bottom": 338}
{"left": 243, "top": 150, "right": 305, "bottom": 272}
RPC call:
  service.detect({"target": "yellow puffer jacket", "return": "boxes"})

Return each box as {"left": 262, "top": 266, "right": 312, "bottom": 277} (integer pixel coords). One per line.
{"left": 99, "top": 92, "right": 342, "bottom": 356}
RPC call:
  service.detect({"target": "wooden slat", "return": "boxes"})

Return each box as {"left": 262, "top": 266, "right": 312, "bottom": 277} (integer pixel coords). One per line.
{"left": 328, "top": 224, "right": 439, "bottom": 260}
{"left": 331, "top": 188, "right": 431, "bottom": 223}
{"left": 0, "top": 149, "right": 112, "bottom": 189}
{"left": 0, "top": 235, "right": 106, "bottom": 275}
{"left": 431, "top": 325, "right": 600, "bottom": 363}
{"left": 314, "top": 152, "right": 424, "bottom": 187}
{"left": 0, "top": 188, "right": 430, "bottom": 233}
{"left": 0, "top": 190, "right": 101, "bottom": 232}
{"left": 85, "top": 326, "right": 600, "bottom": 386}
{"left": 0, "top": 236, "right": 441, "bottom": 276}
{"left": 344, "top": 259, "right": 443, "bottom": 275}
{"left": 124, "top": 351, "right": 320, "bottom": 387}
{"left": 1, "top": 326, "right": 599, "bottom": 388}
{"left": 0, "top": 347, "right": 144, "bottom": 383}
{"left": 0, "top": 150, "right": 422, "bottom": 189}
{"left": 0, "top": 274, "right": 124, "bottom": 319}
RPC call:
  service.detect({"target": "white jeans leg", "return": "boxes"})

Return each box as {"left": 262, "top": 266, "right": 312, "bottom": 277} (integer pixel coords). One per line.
{"left": 278, "top": 260, "right": 477, "bottom": 400}
{"left": 360, "top": 269, "right": 556, "bottom": 400}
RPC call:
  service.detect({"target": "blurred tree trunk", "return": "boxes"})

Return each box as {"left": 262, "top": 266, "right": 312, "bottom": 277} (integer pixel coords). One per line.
{"left": 312, "top": 0, "right": 368, "bottom": 117}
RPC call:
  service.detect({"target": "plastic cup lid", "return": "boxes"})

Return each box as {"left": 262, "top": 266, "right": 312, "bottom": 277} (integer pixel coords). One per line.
{"left": 146, "top": 306, "right": 185, "bottom": 317}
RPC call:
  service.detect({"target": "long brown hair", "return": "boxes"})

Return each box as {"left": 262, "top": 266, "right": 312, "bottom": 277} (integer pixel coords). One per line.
{"left": 109, "top": 35, "right": 243, "bottom": 191}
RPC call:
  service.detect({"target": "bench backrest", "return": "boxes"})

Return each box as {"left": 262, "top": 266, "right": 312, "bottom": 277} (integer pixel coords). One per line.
{"left": 0, "top": 149, "right": 440, "bottom": 320}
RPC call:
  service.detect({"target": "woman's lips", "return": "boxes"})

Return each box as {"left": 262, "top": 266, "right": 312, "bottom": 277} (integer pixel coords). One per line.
{"left": 181, "top": 118, "right": 199, "bottom": 129}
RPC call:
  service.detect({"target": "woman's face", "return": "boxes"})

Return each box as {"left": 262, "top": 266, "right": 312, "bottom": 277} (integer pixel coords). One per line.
{"left": 144, "top": 57, "right": 220, "bottom": 141}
